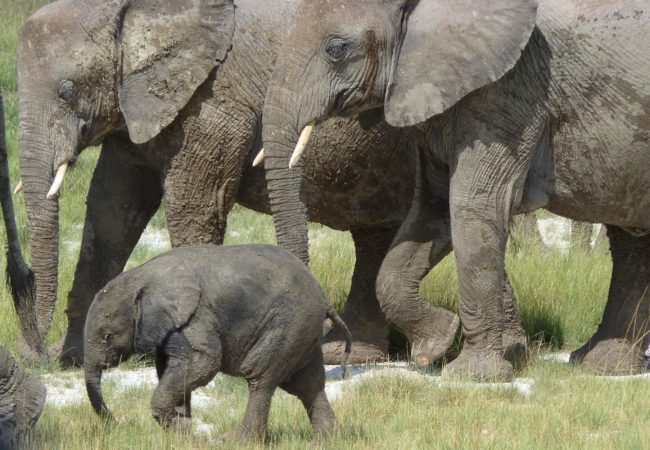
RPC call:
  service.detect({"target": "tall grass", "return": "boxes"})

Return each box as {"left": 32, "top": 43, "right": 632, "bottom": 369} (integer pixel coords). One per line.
{"left": 0, "top": 2, "right": 642, "bottom": 449}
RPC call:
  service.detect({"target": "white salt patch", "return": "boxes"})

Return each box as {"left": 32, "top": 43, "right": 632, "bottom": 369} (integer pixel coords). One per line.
{"left": 323, "top": 363, "right": 534, "bottom": 400}
{"left": 43, "top": 367, "right": 217, "bottom": 409}
{"left": 595, "top": 373, "right": 650, "bottom": 382}
{"left": 41, "top": 374, "right": 86, "bottom": 407}
{"left": 137, "top": 227, "right": 170, "bottom": 251}
{"left": 536, "top": 217, "right": 571, "bottom": 253}
{"left": 540, "top": 352, "right": 571, "bottom": 363}
{"left": 193, "top": 418, "right": 214, "bottom": 437}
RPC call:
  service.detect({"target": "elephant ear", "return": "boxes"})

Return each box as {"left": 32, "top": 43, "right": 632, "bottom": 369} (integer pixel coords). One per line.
{"left": 118, "top": 0, "right": 235, "bottom": 144}
{"left": 133, "top": 282, "right": 201, "bottom": 353}
{"left": 385, "top": 0, "right": 538, "bottom": 127}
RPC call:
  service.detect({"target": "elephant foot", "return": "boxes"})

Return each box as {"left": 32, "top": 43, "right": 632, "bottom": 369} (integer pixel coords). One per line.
{"left": 55, "top": 332, "right": 85, "bottom": 369}
{"left": 16, "top": 336, "right": 49, "bottom": 367}
{"left": 408, "top": 307, "right": 460, "bottom": 367}
{"left": 170, "top": 416, "right": 192, "bottom": 434}
{"left": 502, "top": 328, "right": 529, "bottom": 369}
{"left": 322, "top": 324, "right": 388, "bottom": 364}
{"left": 570, "top": 337, "right": 645, "bottom": 375}
{"left": 322, "top": 306, "right": 390, "bottom": 365}
{"left": 442, "top": 348, "right": 514, "bottom": 382}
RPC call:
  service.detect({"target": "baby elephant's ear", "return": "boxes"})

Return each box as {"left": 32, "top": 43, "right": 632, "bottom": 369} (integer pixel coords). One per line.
{"left": 134, "top": 284, "right": 201, "bottom": 353}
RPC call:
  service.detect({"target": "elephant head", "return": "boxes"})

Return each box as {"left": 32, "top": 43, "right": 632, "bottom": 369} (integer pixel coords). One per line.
{"left": 15, "top": 0, "right": 235, "bottom": 357}
{"left": 262, "top": 0, "right": 538, "bottom": 259}
{"left": 84, "top": 267, "right": 201, "bottom": 417}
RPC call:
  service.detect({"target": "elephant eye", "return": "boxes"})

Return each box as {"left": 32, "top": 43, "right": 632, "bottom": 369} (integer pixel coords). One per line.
{"left": 104, "top": 332, "right": 113, "bottom": 343}
{"left": 58, "top": 80, "right": 78, "bottom": 104}
{"left": 325, "top": 39, "right": 349, "bottom": 60}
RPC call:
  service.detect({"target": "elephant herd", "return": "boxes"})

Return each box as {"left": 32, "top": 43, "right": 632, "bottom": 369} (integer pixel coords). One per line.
{"left": 0, "top": 0, "right": 648, "bottom": 445}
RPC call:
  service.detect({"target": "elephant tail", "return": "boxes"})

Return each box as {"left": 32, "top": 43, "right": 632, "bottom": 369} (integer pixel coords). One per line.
{"left": 326, "top": 306, "right": 352, "bottom": 379}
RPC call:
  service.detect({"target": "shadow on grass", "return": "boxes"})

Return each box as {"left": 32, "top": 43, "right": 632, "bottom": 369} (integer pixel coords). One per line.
{"left": 522, "top": 307, "right": 565, "bottom": 350}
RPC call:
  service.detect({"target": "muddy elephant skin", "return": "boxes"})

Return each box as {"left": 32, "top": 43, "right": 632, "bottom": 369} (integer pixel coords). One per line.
{"left": 0, "top": 347, "right": 46, "bottom": 450}
{"left": 261, "top": 0, "right": 650, "bottom": 381}
{"left": 15, "top": 0, "right": 443, "bottom": 368}
{"left": 84, "top": 244, "right": 351, "bottom": 440}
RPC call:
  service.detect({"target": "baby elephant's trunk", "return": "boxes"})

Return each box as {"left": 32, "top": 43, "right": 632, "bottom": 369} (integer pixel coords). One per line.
{"left": 326, "top": 306, "right": 352, "bottom": 378}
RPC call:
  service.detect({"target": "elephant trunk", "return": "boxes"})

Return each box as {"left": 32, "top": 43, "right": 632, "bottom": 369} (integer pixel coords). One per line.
{"left": 0, "top": 90, "right": 41, "bottom": 354}
{"left": 262, "top": 77, "right": 310, "bottom": 263}
{"left": 17, "top": 97, "right": 62, "bottom": 357}
{"left": 84, "top": 352, "right": 111, "bottom": 418}
{"left": 262, "top": 49, "right": 329, "bottom": 264}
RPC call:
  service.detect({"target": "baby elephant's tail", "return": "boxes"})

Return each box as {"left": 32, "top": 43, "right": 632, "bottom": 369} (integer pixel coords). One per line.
{"left": 326, "top": 306, "right": 352, "bottom": 378}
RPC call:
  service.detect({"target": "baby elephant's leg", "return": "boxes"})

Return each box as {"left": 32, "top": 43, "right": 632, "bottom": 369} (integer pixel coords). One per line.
{"left": 281, "top": 349, "right": 336, "bottom": 437}
{"left": 234, "top": 384, "right": 277, "bottom": 442}
{"left": 151, "top": 332, "right": 220, "bottom": 432}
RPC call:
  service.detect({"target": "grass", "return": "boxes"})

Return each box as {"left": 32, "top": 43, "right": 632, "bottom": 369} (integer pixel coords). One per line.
{"left": 1, "top": 1, "right": 646, "bottom": 449}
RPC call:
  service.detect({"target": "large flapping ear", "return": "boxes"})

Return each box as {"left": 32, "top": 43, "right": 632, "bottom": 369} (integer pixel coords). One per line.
{"left": 385, "top": 0, "right": 538, "bottom": 127}
{"left": 133, "top": 282, "right": 201, "bottom": 353}
{"left": 118, "top": 0, "right": 235, "bottom": 144}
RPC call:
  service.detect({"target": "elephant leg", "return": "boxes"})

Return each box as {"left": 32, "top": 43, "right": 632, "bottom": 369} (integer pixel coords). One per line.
{"left": 229, "top": 384, "right": 275, "bottom": 442}
{"left": 164, "top": 104, "right": 255, "bottom": 247}
{"left": 151, "top": 332, "right": 220, "bottom": 432}
{"left": 569, "top": 226, "right": 650, "bottom": 375}
{"left": 281, "top": 349, "right": 336, "bottom": 437}
{"left": 376, "top": 164, "right": 459, "bottom": 367}
{"left": 440, "top": 135, "right": 539, "bottom": 382}
{"left": 501, "top": 270, "right": 528, "bottom": 366}
{"left": 322, "top": 227, "right": 394, "bottom": 364}
{"left": 59, "top": 137, "right": 162, "bottom": 367}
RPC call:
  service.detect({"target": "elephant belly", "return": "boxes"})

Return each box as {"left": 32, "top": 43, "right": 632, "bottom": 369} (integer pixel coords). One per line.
{"left": 539, "top": 3, "right": 650, "bottom": 229}
{"left": 238, "top": 119, "right": 417, "bottom": 231}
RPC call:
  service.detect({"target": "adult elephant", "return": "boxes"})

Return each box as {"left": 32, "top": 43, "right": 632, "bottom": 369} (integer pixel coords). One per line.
{"left": 1, "top": 90, "right": 46, "bottom": 449}
{"left": 15, "top": 0, "right": 473, "bottom": 367}
{"left": 261, "top": 0, "right": 650, "bottom": 381}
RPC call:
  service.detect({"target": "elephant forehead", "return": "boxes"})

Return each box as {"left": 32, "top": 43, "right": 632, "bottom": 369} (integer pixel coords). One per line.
{"left": 293, "top": 0, "right": 389, "bottom": 36}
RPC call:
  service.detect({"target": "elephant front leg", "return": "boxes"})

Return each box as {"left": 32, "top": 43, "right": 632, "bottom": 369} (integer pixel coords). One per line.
{"left": 441, "top": 137, "right": 536, "bottom": 382}
{"left": 152, "top": 332, "right": 220, "bottom": 432}
{"left": 322, "top": 227, "right": 395, "bottom": 364}
{"left": 60, "top": 139, "right": 162, "bottom": 367}
{"left": 376, "top": 177, "right": 459, "bottom": 367}
{"left": 164, "top": 105, "right": 255, "bottom": 247}
{"left": 569, "top": 226, "right": 650, "bottom": 375}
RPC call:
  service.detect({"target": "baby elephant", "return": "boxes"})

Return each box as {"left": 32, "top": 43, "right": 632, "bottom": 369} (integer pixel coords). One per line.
{"left": 83, "top": 244, "right": 351, "bottom": 440}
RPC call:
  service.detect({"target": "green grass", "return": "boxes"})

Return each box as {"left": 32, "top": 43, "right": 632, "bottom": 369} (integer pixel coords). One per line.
{"left": 1, "top": 1, "right": 646, "bottom": 449}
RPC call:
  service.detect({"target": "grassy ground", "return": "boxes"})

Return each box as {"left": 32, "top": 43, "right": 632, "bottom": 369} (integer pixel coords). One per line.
{"left": 2, "top": 1, "right": 647, "bottom": 449}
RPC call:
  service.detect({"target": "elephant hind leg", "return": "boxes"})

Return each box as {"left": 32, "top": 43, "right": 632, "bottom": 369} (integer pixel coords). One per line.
{"left": 570, "top": 226, "right": 650, "bottom": 375}
{"left": 280, "top": 349, "right": 336, "bottom": 438}
{"left": 322, "top": 227, "right": 394, "bottom": 365}
{"left": 376, "top": 171, "right": 459, "bottom": 367}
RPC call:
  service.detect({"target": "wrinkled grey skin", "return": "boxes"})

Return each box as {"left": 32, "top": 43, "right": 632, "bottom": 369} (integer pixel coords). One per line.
{"left": 0, "top": 347, "right": 46, "bottom": 450}
{"left": 84, "top": 244, "right": 350, "bottom": 440}
{"left": 0, "top": 91, "right": 46, "bottom": 450}
{"left": 262, "top": 0, "right": 650, "bottom": 381}
{"left": 15, "top": 0, "right": 466, "bottom": 368}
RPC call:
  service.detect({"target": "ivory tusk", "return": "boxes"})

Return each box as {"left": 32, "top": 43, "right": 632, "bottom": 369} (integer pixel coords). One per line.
{"left": 289, "top": 122, "right": 315, "bottom": 169}
{"left": 13, "top": 180, "right": 23, "bottom": 196}
{"left": 46, "top": 163, "right": 68, "bottom": 199}
{"left": 252, "top": 148, "right": 265, "bottom": 167}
